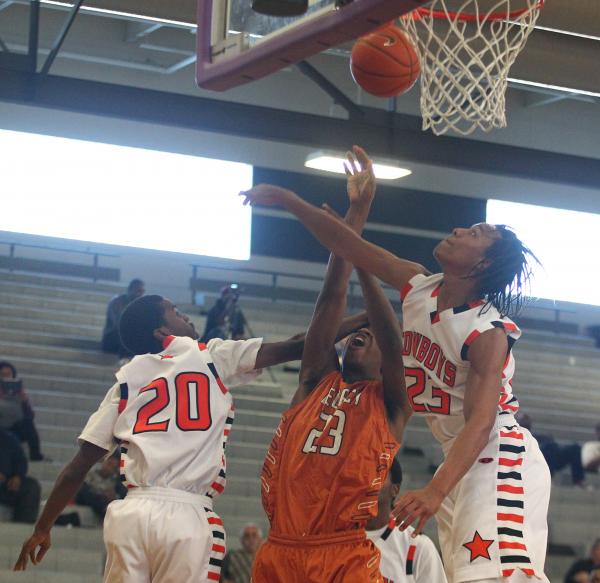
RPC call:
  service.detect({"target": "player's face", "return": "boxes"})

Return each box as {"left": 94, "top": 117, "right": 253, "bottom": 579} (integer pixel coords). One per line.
{"left": 342, "top": 328, "right": 382, "bottom": 376}
{"left": 160, "top": 300, "right": 198, "bottom": 340}
{"left": 434, "top": 223, "right": 501, "bottom": 275}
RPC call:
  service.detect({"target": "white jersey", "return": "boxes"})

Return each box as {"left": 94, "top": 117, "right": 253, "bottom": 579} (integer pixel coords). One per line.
{"left": 367, "top": 524, "right": 447, "bottom": 583}
{"left": 79, "top": 335, "right": 262, "bottom": 497}
{"left": 400, "top": 273, "right": 521, "bottom": 446}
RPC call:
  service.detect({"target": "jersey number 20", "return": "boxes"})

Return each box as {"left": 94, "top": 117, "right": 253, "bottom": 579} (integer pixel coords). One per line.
{"left": 133, "top": 373, "right": 212, "bottom": 434}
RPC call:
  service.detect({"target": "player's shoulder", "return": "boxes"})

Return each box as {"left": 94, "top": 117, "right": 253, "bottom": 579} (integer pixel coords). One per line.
{"left": 401, "top": 273, "right": 443, "bottom": 302}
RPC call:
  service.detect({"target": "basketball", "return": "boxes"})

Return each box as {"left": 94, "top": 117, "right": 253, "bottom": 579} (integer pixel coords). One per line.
{"left": 350, "top": 25, "right": 420, "bottom": 98}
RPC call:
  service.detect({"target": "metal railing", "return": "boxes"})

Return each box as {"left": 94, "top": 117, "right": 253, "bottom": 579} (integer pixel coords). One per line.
{"left": 0, "top": 240, "right": 119, "bottom": 282}
{"left": 190, "top": 262, "right": 580, "bottom": 331}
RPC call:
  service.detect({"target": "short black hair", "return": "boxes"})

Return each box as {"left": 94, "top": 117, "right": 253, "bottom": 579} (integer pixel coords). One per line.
{"left": 473, "top": 225, "right": 540, "bottom": 318}
{"left": 389, "top": 458, "right": 403, "bottom": 486}
{"left": 0, "top": 361, "right": 17, "bottom": 377}
{"left": 127, "top": 278, "right": 145, "bottom": 294}
{"left": 119, "top": 295, "right": 165, "bottom": 355}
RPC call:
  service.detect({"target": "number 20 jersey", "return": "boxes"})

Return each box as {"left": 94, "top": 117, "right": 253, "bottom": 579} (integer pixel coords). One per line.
{"left": 400, "top": 273, "right": 521, "bottom": 447}
{"left": 79, "top": 335, "right": 262, "bottom": 497}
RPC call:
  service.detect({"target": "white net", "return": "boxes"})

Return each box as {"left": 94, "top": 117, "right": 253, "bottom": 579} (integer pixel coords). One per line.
{"left": 398, "top": 0, "right": 543, "bottom": 136}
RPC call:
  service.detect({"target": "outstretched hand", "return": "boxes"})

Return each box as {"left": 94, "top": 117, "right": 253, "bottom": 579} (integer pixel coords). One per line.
{"left": 391, "top": 485, "right": 445, "bottom": 537}
{"left": 345, "top": 145, "right": 375, "bottom": 207}
{"left": 239, "top": 184, "right": 295, "bottom": 207}
{"left": 14, "top": 530, "right": 52, "bottom": 571}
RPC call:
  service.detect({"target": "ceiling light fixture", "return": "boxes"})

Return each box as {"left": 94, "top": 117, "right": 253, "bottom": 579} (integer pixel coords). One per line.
{"left": 305, "top": 151, "right": 411, "bottom": 181}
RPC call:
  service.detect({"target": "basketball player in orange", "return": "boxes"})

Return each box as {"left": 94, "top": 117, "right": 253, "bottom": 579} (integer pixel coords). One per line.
{"left": 250, "top": 148, "right": 410, "bottom": 583}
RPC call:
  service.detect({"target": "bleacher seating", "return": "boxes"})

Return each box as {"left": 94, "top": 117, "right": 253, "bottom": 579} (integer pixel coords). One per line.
{"left": 0, "top": 271, "right": 598, "bottom": 582}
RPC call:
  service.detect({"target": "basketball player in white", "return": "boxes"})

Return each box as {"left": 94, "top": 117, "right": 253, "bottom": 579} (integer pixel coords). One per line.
{"left": 240, "top": 145, "right": 551, "bottom": 583}
{"left": 13, "top": 296, "right": 366, "bottom": 581}
{"left": 367, "top": 458, "right": 447, "bottom": 583}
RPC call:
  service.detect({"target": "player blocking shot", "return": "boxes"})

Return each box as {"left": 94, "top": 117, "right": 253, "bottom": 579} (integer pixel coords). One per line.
{"left": 13, "top": 296, "right": 364, "bottom": 581}
{"left": 241, "top": 146, "right": 552, "bottom": 583}
{"left": 250, "top": 149, "right": 411, "bottom": 583}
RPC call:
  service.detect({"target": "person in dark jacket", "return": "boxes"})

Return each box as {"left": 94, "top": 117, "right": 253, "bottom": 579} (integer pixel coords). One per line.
{"left": 0, "top": 429, "right": 41, "bottom": 523}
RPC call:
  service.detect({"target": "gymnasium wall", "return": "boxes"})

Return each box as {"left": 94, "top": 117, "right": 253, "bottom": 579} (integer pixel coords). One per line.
{"left": 251, "top": 167, "right": 486, "bottom": 271}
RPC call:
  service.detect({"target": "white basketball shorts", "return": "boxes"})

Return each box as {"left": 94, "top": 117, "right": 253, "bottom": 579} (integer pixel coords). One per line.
{"left": 103, "top": 487, "right": 226, "bottom": 583}
{"left": 435, "top": 422, "right": 551, "bottom": 583}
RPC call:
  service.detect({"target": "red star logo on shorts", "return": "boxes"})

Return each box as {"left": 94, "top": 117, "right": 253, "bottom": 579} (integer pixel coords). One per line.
{"left": 463, "top": 531, "right": 494, "bottom": 562}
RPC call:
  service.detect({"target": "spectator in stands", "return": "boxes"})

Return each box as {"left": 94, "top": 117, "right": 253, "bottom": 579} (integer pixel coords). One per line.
{"left": 591, "top": 564, "right": 600, "bottom": 583}
{"left": 0, "top": 429, "right": 41, "bottom": 523}
{"left": 221, "top": 523, "right": 263, "bottom": 583}
{"left": 582, "top": 422, "right": 600, "bottom": 473}
{"left": 0, "top": 361, "right": 45, "bottom": 461}
{"left": 201, "top": 284, "right": 247, "bottom": 343}
{"left": 75, "top": 451, "right": 126, "bottom": 522}
{"left": 518, "top": 412, "right": 587, "bottom": 487}
{"left": 101, "top": 278, "right": 145, "bottom": 358}
{"left": 564, "top": 539, "right": 600, "bottom": 583}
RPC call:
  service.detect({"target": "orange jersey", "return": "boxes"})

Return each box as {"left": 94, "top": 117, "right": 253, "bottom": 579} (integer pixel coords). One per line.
{"left": 260, "top": 371, "right": 399, "bottom": 538}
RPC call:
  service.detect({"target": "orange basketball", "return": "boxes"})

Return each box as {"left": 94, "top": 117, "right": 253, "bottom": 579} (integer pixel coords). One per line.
{"left": 350, "top": 26, "right": 420, "bottom": 98}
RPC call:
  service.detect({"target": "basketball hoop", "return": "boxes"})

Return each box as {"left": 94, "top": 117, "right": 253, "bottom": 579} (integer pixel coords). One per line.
{"left": 398, "top": 0, "right": 544, "bottom": 136}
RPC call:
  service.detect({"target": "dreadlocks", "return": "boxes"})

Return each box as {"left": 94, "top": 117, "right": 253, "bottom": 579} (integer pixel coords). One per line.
{"left": 474, "top": 225, "right": 540, "bottom": 318}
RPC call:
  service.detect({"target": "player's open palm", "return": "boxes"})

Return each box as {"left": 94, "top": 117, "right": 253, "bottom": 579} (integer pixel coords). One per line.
{"left": 392, "top": 485, "right": 445, "bottom": 536}
{"left": 13, "top": 530, "right": 51, "bottom": 571}
{"left": 239, "top": 184, "right": 294, "bottom": 207}
{"left": 345, "top": 145, "right": 375, "bottom": 208}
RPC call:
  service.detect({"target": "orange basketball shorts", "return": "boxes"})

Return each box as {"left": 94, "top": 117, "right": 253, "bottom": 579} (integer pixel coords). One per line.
{"left": 251, "top": 530, "right": 383, "bottom": 583}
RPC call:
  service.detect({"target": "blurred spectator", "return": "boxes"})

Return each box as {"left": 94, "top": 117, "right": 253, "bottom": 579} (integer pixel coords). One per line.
{"left": 0, "top": 429, "right": 41, "bottom": 523}
{"left": 564, "top": 539, "right": 600, "bottom": 583}
{"left": 221, "top": 523, "right": 263, "bottom": 583}
{"left": 101, "top": 279, "right": 145, "bottom": 358}
{"left": 518, "top": 412, "right": 586, "bottom": 487}
{"left": 202, "top": 284, "right": 247, "bottom": 343}
{"left": 591, "top": 564, "right": 600, "bottom": 583}
{"left": 75, "top": 451, "right": 126, "bottom": 522}
{"left": 582, "top": 422, "right": 600, "bottom": 473}
{"left": 0, "top": 361, "right": 45, "bottom": 461}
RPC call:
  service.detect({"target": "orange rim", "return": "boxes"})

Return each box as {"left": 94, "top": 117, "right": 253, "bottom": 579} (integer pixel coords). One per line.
{"left": 411, "top": 0, "right": 544, "bottom": 22}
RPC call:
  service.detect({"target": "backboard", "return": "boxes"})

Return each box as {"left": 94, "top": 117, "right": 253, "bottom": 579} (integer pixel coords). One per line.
{"left": 196, "top": 0, "right": 432, "bottom": 91}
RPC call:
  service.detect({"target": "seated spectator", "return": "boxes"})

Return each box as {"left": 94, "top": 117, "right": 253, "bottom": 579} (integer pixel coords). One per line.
{"left": 582, "top": 422, "right": 600, "bottom": 473}
{"left": 202, "top": 284, "right": 247, "bottom": 343}
{"left": 367, "top": 458, "right": 447, "bottom": 583}
{"left": 75, "top": 451, "right": 126, "bottom": 522}
{"left": 518, "top": 412, "right": 586, "bottom": 487}
{"left": 565, "top": 539, "right": 600, "bottom": 583}
{"left": 0, "top": 429, "right": 41, "bottom": 523}
{"left": 221, "top": 523, "right": 263, "bottom": 583}
{"left": 101, "top": 278, "right": 145, "bottom": 358}
{"left": 0, "top": 361, "right": 45, "bottom": 461}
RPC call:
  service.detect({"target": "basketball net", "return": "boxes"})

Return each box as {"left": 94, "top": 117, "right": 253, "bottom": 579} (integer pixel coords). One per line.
{"left": 399, "top": 0, "right": 543, "bottom": 136}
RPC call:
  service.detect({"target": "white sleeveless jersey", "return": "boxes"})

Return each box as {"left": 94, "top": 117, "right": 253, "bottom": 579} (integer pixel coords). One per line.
{"left": 400, "top": 273, "right": 521, "bottom": 446}
{"left": 367, "top": 523, "right": 447, "bottom": 583}
{"left": 79, "top": 335, "right": 262, "bottom": 496}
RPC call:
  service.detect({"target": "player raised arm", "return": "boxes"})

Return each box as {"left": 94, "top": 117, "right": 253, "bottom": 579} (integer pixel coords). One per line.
{"left": 392, "top": 328, "right": 507, "bottom": 536}
{"left": 356, "top": 267, "right": 411, "bottom": 443}
{"left": 290, "top": 147, "right": 376, "bottom": 407}
{"left": 240, "top": 146, "right": 429, "bottom": 292}
{"left": 14, "top": 441, "right": 108, "bottom": 571}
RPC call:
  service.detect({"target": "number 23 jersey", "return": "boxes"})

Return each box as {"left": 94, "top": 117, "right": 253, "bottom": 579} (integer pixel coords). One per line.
{"left": 261, "top": 371, "right": 399, "bottom": 537}
{"left": 79, "top": 335, "right": 262, "bottom": 496}
{"left": 400, "top": 273, "right": 521, "bottom": 446}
